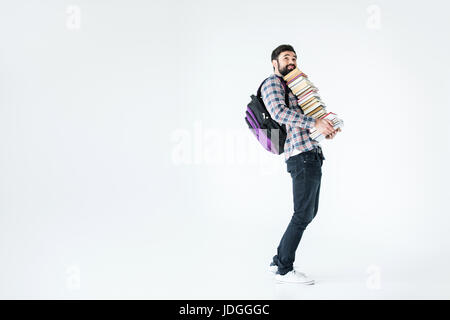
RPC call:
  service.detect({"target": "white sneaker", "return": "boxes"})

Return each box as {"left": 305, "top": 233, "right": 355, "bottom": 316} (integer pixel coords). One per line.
{"left": 274, "top": 270, "right": 315, "bottom": 285}
{"left": 268, "top": 263, "right": 308, "bottom": 277}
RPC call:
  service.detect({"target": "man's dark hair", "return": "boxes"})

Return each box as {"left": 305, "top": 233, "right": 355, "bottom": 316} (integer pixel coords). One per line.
{"left": 271, "top": 44, "right": 296, "bottom": 61}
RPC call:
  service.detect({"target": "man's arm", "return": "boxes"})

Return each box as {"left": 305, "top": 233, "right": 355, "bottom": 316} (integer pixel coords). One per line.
{"left": 260, "top": 77, "right": 316, "bottom": 130}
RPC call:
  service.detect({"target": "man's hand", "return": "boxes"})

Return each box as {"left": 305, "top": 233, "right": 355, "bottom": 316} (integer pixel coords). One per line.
{"left": 314, "top": 118, "right": 335, "bottom": 136}
{"left": 325, "top": 127, "right": 341, "bottom": 139}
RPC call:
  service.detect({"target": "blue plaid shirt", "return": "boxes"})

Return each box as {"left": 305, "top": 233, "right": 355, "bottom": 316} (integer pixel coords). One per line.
{"left": 260, "top": 74, "right": 321, "bottom": 161}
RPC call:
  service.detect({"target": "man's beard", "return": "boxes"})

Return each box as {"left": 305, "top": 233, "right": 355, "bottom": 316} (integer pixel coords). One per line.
{"left": 279, "top": 64, "right": 296, "bottom": 76}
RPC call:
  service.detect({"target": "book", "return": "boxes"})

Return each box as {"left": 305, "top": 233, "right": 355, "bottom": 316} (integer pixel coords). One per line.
{"left": 307, "top": 105, "right": 325, "bottom": 117}
{"left": 303, "top": 100, "right": 322, "bottom": 114}
{"left": 288, "top": 77, "right": 307, "bottom": 89}
{"left": 309, "top": 112, "right": 343, "bottom": 141}
{"left": 298, "top": 92, "right": 320, "bottom": 105}
{"left": 311, "top": 108, "right": 326, "bottom": 119}
{"left": 291, "top": 80, "right": 312, "bottom": 95}
{"left": 283, "top": 67, "right": 344, "bottom": 141}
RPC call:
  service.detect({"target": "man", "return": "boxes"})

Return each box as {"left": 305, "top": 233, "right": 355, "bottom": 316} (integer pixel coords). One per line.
{"left": 260, "top": 44, "right": 340, "bottom": 284}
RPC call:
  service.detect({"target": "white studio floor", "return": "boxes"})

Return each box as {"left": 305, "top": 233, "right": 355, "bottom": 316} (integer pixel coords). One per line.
{"left": 2, "top": 214, "right": 449, "bottom": 300}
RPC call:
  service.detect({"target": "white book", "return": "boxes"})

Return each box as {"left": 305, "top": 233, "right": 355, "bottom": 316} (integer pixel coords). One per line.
{"left": 298, "top": 92, "right": 321, "bottom": 105}
{"left": 291, "top": 79, "right": 312, "bottom": 94}
{"left": 295, "top": 83, "right": 317, "bottom": 96}
{"left": 288, "top": 76, "right": 307, "bottom": 89}
{"left": 311, "top": 121, "right": 344, "bottom": 141}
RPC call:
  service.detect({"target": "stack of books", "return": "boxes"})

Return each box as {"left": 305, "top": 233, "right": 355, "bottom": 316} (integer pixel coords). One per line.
{"left": 283, "top": 67, "right": 343, "bottom": 141}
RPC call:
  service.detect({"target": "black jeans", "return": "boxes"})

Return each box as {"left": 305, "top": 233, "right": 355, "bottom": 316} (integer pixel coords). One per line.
{"left": 272, "top": 147, "right": 325, "bottom": 275}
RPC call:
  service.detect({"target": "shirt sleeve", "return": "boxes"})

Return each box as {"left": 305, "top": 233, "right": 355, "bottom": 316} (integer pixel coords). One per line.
{"left": 260, "top": 76, "right": 316, "bottom": 130}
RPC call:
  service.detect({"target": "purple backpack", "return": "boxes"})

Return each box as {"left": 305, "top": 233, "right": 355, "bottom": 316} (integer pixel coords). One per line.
{"left": 244, "top": 77, "right": 291, "bottom": 154}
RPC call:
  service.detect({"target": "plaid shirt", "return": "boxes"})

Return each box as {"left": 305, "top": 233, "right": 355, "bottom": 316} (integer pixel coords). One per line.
{"left": 260, "top": 74, "right": 321, "bottom": 161}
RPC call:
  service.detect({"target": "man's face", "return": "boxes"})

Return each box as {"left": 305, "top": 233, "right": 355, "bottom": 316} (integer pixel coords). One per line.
{"left": 275, "top": 51, "right": 297, "bottom": 76}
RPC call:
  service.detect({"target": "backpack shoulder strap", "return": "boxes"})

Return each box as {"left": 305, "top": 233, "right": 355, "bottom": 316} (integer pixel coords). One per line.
{"left": 256, "top": 77, "right": 269, "bottom": 98}
{"left": 257, "top": 76, "right": 290, "bottom": 108}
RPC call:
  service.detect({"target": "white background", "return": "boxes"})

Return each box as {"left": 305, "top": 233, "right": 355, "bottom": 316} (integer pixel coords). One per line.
{"left": 1, "top": 0, "right": 449, "bottom": 299}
